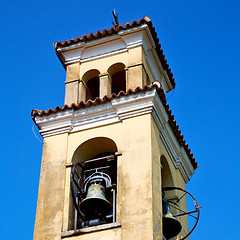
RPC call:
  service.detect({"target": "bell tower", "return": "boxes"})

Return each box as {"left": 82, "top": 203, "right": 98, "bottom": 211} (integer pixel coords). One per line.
{"left": 32, "top": 16, "right": 199, "bottom": 240}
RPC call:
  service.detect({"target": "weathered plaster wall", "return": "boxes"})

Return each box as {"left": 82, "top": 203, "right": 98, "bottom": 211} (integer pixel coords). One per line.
{"left": 151, "top": 118, "right": 189, "bottom": 240}
{"left": 151, "top": 118, "right": 163, "bottom": 240}
{"left": 62, "top": 114, "right": 154, "bottom": 239}
{"left": 34, "top": 112, "right": 159, "bottom": 240}
{"left": 34, "top": 23, "right": 191, "bottom": 240}
{"left": 118, "top": 115, "right": 153, "bottom": 240}
{"left": 34, "top": 108, "right": 191, "bottom": 240}
{"left": 34, "top": 133, "right": 68, "bottom": 240}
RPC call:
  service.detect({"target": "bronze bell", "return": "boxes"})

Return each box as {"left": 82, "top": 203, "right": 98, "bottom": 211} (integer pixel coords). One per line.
{"left": 80, "top": 183, "right": 111, "bottom": 217}
{"left": 162, "top": 199, "right": 182, "bottom": 239}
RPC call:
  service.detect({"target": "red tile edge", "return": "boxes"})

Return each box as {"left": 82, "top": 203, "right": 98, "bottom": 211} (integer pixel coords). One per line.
{"left": 31, "top": 84, "right": 198, "bottom": 169}
{"left": 54, "top": 16, "right": 175, "bottom": 89}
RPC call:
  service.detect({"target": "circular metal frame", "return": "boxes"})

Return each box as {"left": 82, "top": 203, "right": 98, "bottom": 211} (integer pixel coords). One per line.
{"left": 163, "top": 187, "right": 200, "bottom": 240}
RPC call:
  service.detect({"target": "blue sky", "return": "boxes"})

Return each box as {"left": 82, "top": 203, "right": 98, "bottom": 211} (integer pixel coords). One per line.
{"left": 1, "top": 0, "right": 239, "bottom": 239}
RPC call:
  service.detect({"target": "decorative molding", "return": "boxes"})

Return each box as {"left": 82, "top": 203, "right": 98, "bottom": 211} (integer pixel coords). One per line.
{"left": 80, "top": 48, "right": 128, "bottom": 64}
{"left": 71, "top": 102, "right": 120, "bottom": 133}
{"left": 65, "top": 78, "right": 80, "bottom": 84}
{"left": 151, "top": 90, "right": 195, "bottom": 182}
{"left": 127, "top": 62, "right": 144, "bottom": 69}
{"left": 37, "top": 110, "right": 73, "bottom": 138}
{"left": 34, "top": 88, "right": 194, "bottom": 181}
{"left": 99, "top": 73, "right": 109, "bottom": 77}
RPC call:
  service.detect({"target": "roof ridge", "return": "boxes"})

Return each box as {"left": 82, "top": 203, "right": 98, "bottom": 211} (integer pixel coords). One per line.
{"left": 54, "top": 16, "right": 152, "bottom": 48}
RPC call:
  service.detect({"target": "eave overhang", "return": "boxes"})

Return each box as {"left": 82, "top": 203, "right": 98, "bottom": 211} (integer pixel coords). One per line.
{"left": 32, "top": 84, "right": 198, "bottom": 181}
{"left": 54, "top": 16, "right": 175, "bottom": 91}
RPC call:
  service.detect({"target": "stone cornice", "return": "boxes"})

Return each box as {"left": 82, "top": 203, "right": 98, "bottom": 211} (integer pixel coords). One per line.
{"left": 34, "top": 88, "right": 194, "bottom": 181}
{"left": 151, "top": 91, "right": 195, "bottom": 182}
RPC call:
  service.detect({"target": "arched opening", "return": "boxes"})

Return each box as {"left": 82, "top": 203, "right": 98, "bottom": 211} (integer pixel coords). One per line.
{"left": 160, "top": 155, "right": 176, "bottom": 211}
{"left": 160, "top": 156, "right": 188, "bottom": 239}
{"left": 70, "top": 137, "right": 118, "bottom": 230}
{"left": 161, "top": 155, "right": 179, "bottom": 223}
{"left": 72, "top": 137, "right": 118, "bottom": 164}
{"left": 160, "top": 155, "right": 174, "bottom": 188}
{"left": 82, "top": 69, "right": 100, "bottom": 101}
{"left": 108, "top": 63, "right": 126, "bottom": 94}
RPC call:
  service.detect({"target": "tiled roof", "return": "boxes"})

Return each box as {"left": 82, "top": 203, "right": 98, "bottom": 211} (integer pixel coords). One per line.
{"left": 54, "top": 16, "right": 175, "bottom": 89}
{"left": 31, "top": 84, "right": 198, "bottom": 169}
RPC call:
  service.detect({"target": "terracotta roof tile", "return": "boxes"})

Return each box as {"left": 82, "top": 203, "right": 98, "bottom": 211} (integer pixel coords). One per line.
{"left": 31, "top": 84, "right": 197, "bottom": 169}
{"left": 54, "top": 16, "right": 175, "bottom": 89}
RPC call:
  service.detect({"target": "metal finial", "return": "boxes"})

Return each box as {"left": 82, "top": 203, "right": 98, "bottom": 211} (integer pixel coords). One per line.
{"left": 112, "top": 9, "right": 119, "bottom": 27}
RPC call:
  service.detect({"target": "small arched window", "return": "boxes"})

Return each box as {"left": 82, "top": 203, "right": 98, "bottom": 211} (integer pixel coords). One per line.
{"left": 108, "top": 63, "right": 126, "bottom": 95}
{"left": 82, "top": 69, "right": 100, "bottom": 101}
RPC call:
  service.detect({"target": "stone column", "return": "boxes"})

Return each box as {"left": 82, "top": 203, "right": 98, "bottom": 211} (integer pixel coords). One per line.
{"left": 79, "top": 80, "right": 87, "bottom": 102}
{"left": 99, "top": 73, "right": 112, "bottom": 98}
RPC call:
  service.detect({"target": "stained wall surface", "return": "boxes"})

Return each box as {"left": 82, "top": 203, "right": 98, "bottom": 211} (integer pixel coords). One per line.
{"left": 34, "top": 113, "right": 161, "bottom": 239}
{"left": 34, "top": 28, "right": 189, "bottom": 240}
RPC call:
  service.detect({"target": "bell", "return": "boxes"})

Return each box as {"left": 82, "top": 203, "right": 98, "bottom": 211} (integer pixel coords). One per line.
{"left": 80, "top": 183, "right": 111, "bottom": 217}
{"left": 162, "top": 199, "right": 182, "bottom": 239}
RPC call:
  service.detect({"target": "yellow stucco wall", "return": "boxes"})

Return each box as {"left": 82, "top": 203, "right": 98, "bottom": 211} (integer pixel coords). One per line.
{"left": 34, "top": 108, "right": 191, "bottom": 240}
{"left": 34, "top": 133, "right": 69, "bottom": 240}
{"left": 34, "top": 38, "right": 189, "bottom": 240}
{"left": 35, "top": 113, "right": 164, "bottom": 240}
{"left": 34, "top": 105, "right": 192, "bottom": 240}
{"left": 64, "top": 114, "right": 154, "bottom": 239}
